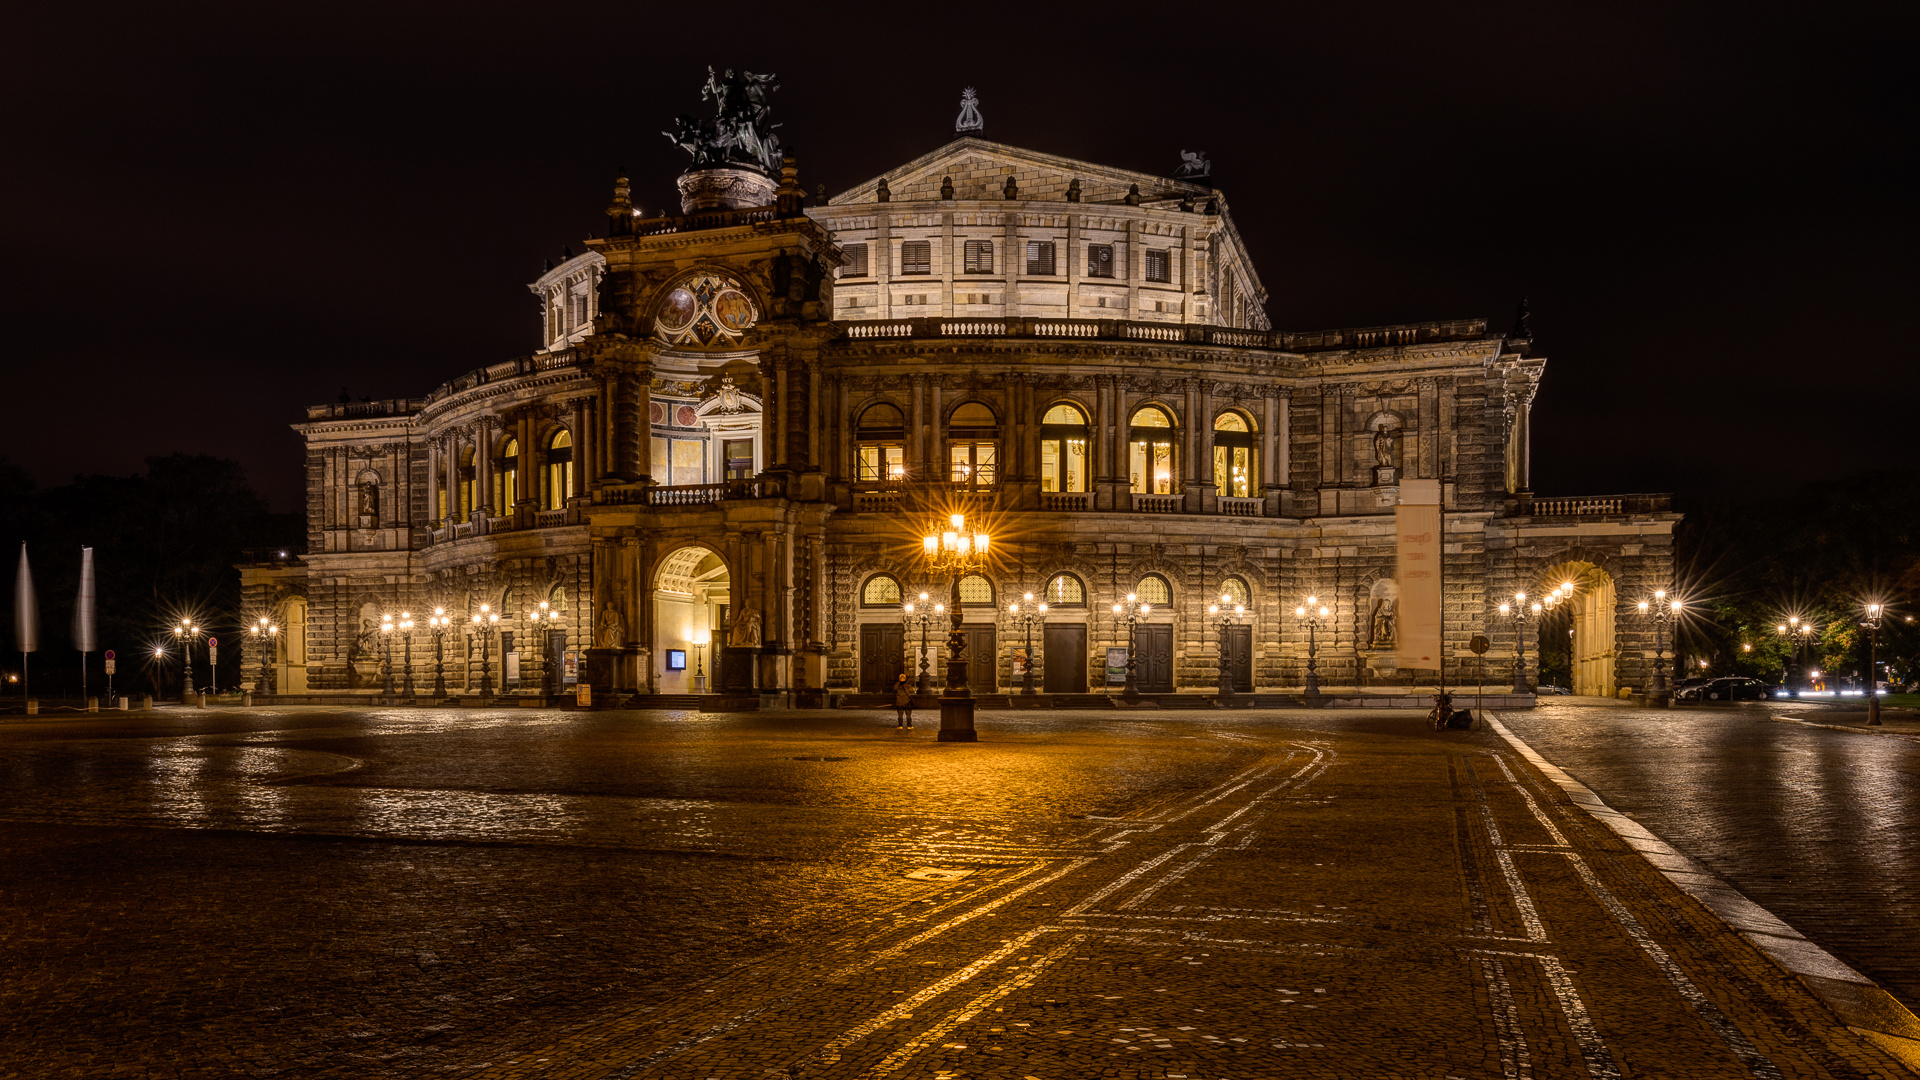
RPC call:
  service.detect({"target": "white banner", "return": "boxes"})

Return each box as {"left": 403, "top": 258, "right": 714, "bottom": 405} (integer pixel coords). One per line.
{"left": 1395, "top": 479, "right": 1443, "bottom": 669}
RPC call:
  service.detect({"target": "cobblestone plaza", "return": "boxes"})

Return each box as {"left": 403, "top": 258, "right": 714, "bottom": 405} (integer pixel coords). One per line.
{"left": 3, "top": 701, "right": 1915, "bottom": 1078}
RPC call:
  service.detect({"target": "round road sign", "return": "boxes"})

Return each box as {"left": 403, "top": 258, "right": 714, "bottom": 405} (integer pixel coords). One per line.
{"left": 1469, "top": 634, "right": 1490, "bottom": 655}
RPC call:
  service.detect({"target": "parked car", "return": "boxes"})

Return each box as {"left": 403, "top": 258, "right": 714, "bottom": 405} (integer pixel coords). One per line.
{"left": 1693, "top": 677, "right": 1770, "bottom": 702}
{"left": 1672, "top": 677, "right": 1713, "bottom": 701}
{"left": 1534, "top": 684, "right": 1572, "bottom": 696}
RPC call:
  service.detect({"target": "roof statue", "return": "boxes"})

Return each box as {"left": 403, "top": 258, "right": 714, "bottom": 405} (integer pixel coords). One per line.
{"left": 955, "top": 87, "right": 983, "bottom": 134}
{"left": 1512, "top": 297, "right": 1534, "bottom": 340}
{"left": 1176, "top": 149, "right": 1211, "bottom": 178}
{"left": 663, "top": 67, "right": 784, "bottom": 175}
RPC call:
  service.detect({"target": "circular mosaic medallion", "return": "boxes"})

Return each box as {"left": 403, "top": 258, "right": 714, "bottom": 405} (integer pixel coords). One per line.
{"left": 657, "top": 288, "right": 698, "bottom": 331}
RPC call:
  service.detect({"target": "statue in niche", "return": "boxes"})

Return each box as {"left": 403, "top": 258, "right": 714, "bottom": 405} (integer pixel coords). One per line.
{"left": 596, "top": 604, "right": 625, "bottom": 649}
{"left": 730, "top": 607, "right": 763, "bottom": 648}
{"left": 1369, "top": 597, "right": 1397, "bottom": 649}
{"left": 1372, "top": 425, "right": 1402, "bottom": 470}
{"left": 663, "top": 67, "right": 783, "bottom": 175}
{"left": 356, "top": 481, "right": 379, "bottom": 529}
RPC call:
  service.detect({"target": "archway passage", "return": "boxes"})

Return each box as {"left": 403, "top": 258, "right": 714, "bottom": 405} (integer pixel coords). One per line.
{"left": 654, "top": 546, "right": 730, "bottom": 693}
{"left": 1538, "top": 560, "right": 1616, "bottom": 697}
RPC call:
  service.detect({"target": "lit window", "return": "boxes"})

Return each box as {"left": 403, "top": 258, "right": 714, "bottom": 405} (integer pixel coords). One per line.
{"left": 544, "top": 430, "right": 573, "bottom": 510}
{"left": 1046, "top": 574, "right": 1086, "bottom": 606}
{"left": 1136, "top": 574, "right": 1170, "bottom": 606}
{"left": 863, "top": 575, "right": 902, "bottom": 607}
{"left": 948, "top": 402, "right": 999, "bottom": 487}
{"left": 1129, "top": 406, "right": 1177, "bottom": 494}
{"left": 1219, "top": 577, "right": 1250, "bottom": 606}
{"left": 1212, "top": 412, "right": 1256, "bottom": 497}
{"left": 958, "top": 575, "right": 993, "bottom": 605}
{"left": 495, "top": 438, "right": 519, "bottom": 510}
{"left": 856, "top": 402, "right": 907, "bottom": 482}
{"left": 1039, "top": 402, "right": 1089, "bottom": 493}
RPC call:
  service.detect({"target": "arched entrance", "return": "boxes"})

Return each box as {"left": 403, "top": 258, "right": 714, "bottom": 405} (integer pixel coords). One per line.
{"left": 654, "top": 545, "right": 730, "bottom": 693}
{"left": 1537, "top": 560, "right": 1616, "bottom": 697}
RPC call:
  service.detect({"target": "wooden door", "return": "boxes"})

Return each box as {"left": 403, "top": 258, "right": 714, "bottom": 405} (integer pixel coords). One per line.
{"left": 963, "top": 626, "right": 996, "bottom": 692}
{"left": 860, "top": 624, "right": 905, "bottom": 692}
{"left": 1136, "top": 624, "right": 1174, "bottom": 693}
{"left": 1043, "top": 625, "right": 1087, "bottom": 693}
{"left": 1226, "top": 625, "right": 1253, "bottom": 692}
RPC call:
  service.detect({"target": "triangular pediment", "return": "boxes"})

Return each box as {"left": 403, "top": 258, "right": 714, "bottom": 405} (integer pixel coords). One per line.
{"left": 830, "top": 138, "right": 1218, "bottom": 208}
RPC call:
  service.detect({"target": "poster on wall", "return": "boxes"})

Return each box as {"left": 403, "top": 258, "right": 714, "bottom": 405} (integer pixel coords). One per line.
{"left": 1106, "top": 648, "right": 1129, "bottom": 686}
{"left": 504, "top": 653, "right": 521, "bottom": 687}
{"left": 1011, "top": 646, "right": 1028, "bottom": 679}
{"left": 562, "top": 648, "right": 579, "bottom": 685}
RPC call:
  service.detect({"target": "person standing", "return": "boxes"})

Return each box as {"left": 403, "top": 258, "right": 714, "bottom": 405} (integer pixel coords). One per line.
{"left": 893, "top": 673, "right": 914, "bottom": 729}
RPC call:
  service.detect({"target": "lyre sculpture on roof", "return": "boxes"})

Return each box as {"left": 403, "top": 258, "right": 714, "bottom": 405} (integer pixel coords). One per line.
{"left": 1176, "top": 149, "right": 1211, "bottom": 178}
{"left": 955, "top": 87, "right": 983, "bottom": 134}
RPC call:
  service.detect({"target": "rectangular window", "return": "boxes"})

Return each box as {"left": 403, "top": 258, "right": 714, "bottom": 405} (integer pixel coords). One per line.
{"left": 724, "top": 438, "right": 754, "bottom": 481}
{"left": 963, "top": 240, "right": 994, "bottom": 274}
{"left": 857, "top": 444, "right": 905, "bottom": 481}
{"left": 899, "top": 240, "right": 931, "bottom": 275}
{"left": 1086, "top": 244, "right": 1114, "bottom": 278}
{"left": 1025, "top": 240, "right": 1056, "bottom": 276}
{"left": 1145, "top": 249, "right": 1171, "bottom": 283}
{"left": 842, "top": 243, "right": 869, "bottom": 277}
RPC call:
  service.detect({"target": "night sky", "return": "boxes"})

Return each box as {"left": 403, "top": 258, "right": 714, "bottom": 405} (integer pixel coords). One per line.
{"left": 3, "top": 2, "right": 1910, "bottom": 514}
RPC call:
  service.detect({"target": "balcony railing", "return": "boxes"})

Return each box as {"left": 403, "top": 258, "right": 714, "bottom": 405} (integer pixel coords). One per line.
{"left": 1131, "top": 493, "right": 1182, "bottom": 513}
{"left": 1218, "top": 496, "right": 1262, "bottom": 517}
{"left": 835, "top": 316, "right": 1490, "bottom": 352}
{"left": 1518, "top": 493, "right": 1673, "bottom": 517}
{"left": 597, "top": 476, "right": 790, "bottom": 507}
{"left": 1040, "top": 491, "right": 1091, "bottom": 511}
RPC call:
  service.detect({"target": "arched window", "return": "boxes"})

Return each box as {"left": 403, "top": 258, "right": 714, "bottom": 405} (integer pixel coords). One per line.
{"left": 1136, "top": 574, "right": 1171, "bottom": 606}
{"left": 1219, "top": 576, "right": 1250, "bottom": 607}
{"left": 1213, "top": 412, "right": 1256, "bottom": 497}
{"left": 856, "top": 402, "right": 906, "bottom": 482}
{"left": 862, "top": 574, "right": 902, "bottom": 607}
{"left": 1045, "top": 573, "right": 1086, "bottom": 606}
{"left": 958, "top": 574, "right": 994, "bottom": 605}
{"left": 1129, "top": 406, "right": 1177, "bottom": 494}
{"left": 1039, "top": 402, "right": 1090, "bottom": 493}
{"left": 495, "top": 437, "right": 519, "bottom": 511}
{"left": 544, "top": 430, "right": 573, "bottom": 510}
{"left": 457, "top": 447, "right": 475, "bottom": 519}
{"left": 948, "top": 402, "right": 999, "bottom": 488}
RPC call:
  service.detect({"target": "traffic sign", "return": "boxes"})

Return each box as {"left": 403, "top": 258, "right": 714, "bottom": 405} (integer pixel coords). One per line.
{"left": 105, "top": 659, "right": 115, "bottom": 675}
{"left": 208, "top": 637, "right": 218, "bottom": 647}
{"left": 1469, "top": 635, "right": 1490, "bottom": 655}
{"left": 104, "top": 649, "right": 115, "bottom": 660}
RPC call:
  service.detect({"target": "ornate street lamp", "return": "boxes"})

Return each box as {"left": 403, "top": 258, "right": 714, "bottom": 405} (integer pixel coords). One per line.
{"left": 1110, "top": 592, "right": 1152, "bottom": 704}
{"left": 920, "top": 512, "right": 990, "bottom": 741}
{"left": 691, "top": 628, "right": 710, "bottom": 693}
{"left": 471, "top": 603, "right": 500, "bottom": 696}
{"left": 1635, "top": 590, "right": 1681, "bottom": 704}
{"left": 1497, "top": 593, "right": 1541, "bottom": 693}
{"left": 1209, "top": 594, "right": 1247, "bottom": 704}
{"left": 1776, "top": 616, "right": 1816, "bottom": 688}
{"left": 173, "top": 619, "right": 202, "bottom": 702}
{"left": 379, "top": 614, "right": 396, "bottom": 701}
{"left": 397, "top": 611, "right": 416, "bottom": 698}
{"left": 427, "top": 608, "right": 451, "bottom": 697}
{"left": 526, "top": 600, "right": 556, "bottom": 694}
{"left": 249, "top": 616, "right": 279, "bottom": 696}
{"left": 1008, "top": 592, "right": 1047, "bottom": 696}
{"left": 1863, "top": 603, "right": 1884, "bottom": 726}
{"left": 1294, "top": 595, "right": 1328, "bottom": 700}
{"left": 902, "top": 592, "right": 942, "bottom": 696}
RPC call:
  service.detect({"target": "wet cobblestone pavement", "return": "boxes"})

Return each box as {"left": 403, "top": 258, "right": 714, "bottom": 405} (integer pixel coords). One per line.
{"left": 0, "top": 704, "right": 1913, "bottom": 1078}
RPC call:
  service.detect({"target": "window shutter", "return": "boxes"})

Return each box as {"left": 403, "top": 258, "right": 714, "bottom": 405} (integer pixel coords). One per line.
{"left": 900, "top": 241, "right": 931, "bottom": 275}
{"left": 964, "top": 240, "right": 993, "bottom": 274}
{"left": 1087, "top": 244, "right": 1113, "bottom": 278}
{"left": 844, "top": 243, "right": 868, "bottom": 277}
{"left": 1026, "top": 241, "right": 1055, "bottom": 276}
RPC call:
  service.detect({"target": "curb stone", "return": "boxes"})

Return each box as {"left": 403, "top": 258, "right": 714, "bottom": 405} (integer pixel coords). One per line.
{"left": 1487, "top": 711, "right": 1920, "bottom": 1073}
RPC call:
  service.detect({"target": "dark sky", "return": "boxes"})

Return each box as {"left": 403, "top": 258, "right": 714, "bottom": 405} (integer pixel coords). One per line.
{"left": 2, "top": 2, "right": 1911, "bottom": 513}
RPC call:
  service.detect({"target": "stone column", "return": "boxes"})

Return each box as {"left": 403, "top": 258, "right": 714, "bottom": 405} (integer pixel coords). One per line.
{"left": 572, "top": 398, "right": 591, "bottom": 498}
{"left": 909, "top": 374, "right": 927, "bottom": 480}
{"left": 806, "top": 363, "right": 821, "bottom": 470}
{"left": 930, "top": 379, "right": 945, "bottom": 483}
{"left": 474, "top": 418, "right": 493, "bottom": 519}
{"left": 426, "top": 436, "right": 442, "bottom": 526}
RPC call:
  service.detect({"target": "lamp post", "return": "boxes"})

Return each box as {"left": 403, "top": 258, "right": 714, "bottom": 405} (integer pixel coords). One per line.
{"left": 526, "top": 600, "right": 555, "bottom": 694}
{"left": 1008, "top": 592, "right": 1047, "bottom": 696}
{"left": 379, "top": 614, "right": 396, "bottom": 701}
{"left": 427, "top": 608, "right": 450, "bottom": 697}
{"left": 1110, "top": 592, "right": 1152, "bottom": 704}
{"left": 173, "top": 619, "right": 201, "bottom": 702}
{"left": 249, "top": 617, "right": 279, "bottom": 696}
{"left": 902, "top": 592, "right": 942, "bottom": 696}
{"left": 397, "top": 611, "right": 416, "bottom": 698}
{"left": 471, "top": 603, "right": 499, "bottom": 696}
{"left": 1497, "top": 593, "right": 1541, "bottom": 693}
{"left": 1635, "top": 589, "right": 1681, "bottom": 705}
{"left": 692, "top": 628, "right": 710, "bottom": 693}
{"left": 1776, "top": 616, "right": 1815, "bottom": 688}
{"left": 919, "top": 512, "right": 990, "bottom": 742}
{"left": 1863, "top": 603, "right": 1884, "bottom": 726}
{"left": 1210, "top": 594, "right": 1247, "bottom": 705}
{"left": 1294, "top": 595, "right": 1328, "bottom": 700}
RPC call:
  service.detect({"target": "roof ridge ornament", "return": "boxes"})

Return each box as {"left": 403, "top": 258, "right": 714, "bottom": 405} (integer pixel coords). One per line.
{"left": 1176, "top": 149, "right": 1211, "bottom": 179}
{"left": 955, "top": 87, "right": 983, "bottom": 134}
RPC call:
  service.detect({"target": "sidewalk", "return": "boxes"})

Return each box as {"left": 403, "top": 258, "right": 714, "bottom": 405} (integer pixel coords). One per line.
{"left": 473, "top": 709, "right": 1918, "bottom": 1079}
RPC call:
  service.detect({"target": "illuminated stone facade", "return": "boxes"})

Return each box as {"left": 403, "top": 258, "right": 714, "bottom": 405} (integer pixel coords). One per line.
{"left": 240, "top": 137, "right": 1678, "bottom": 701}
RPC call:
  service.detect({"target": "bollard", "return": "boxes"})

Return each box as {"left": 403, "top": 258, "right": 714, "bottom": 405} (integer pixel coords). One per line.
{"left": 117, "top": 696, "right": 129, "bottom": 711}
{"left": 192, "top": 692, "right": 206, "bottom": 708}
{"left": 87, "top": 697, "right": 98, "bottom": 713}
{"left": 139, "top": 694, "right": 153, "bottom": 710}
{"left": 242, "top": 691, "right": 253, "bottom": 707}
{"left": 26, "top": 699, "right": 38, "bottom": 715}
